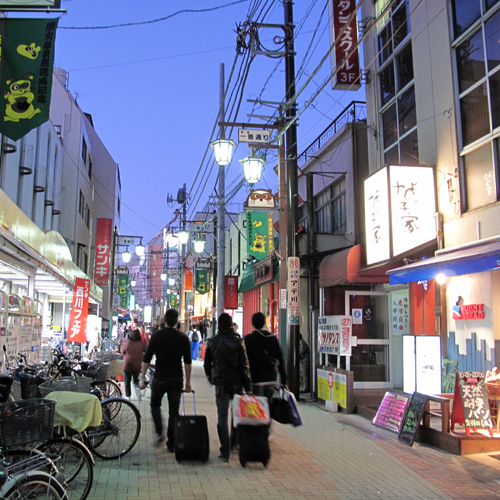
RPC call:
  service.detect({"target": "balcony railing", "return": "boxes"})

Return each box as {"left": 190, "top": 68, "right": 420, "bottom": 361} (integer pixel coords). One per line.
{"left": 297, "top": 101, "right": 366, "bottom": 167}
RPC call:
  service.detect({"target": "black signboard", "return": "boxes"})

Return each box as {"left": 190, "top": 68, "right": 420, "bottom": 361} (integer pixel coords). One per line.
{"left": 372, "top": 392, "right": 410, "bottom": 433}
{"left": 398, "top": 392, "right": 428, "bottom": 446}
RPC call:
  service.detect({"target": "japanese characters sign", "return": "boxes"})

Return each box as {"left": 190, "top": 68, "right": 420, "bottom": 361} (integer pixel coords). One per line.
{"left": 0, "top": 18, "right": 58, "bottom": 141}
{"left": 329, "top": 0, "right": 360, "bottom": 90}
{"left": 67, "top": 278, "right": 90, "bottom": 343}
{"left": 287, "top": 257, "right": 300, "bottom": 325}
{"left": 224, "top": 275, "right": 238, "bottom": 308}
{"left": 391, "top": 290, "right": 410, "bottom": 335}
{"left": 452, "top": 371, "right": 492, "bottom": 432}
{"left": 318, "top": 315, "right": 352, "bottom": 355}
{"left": 238, "top": 129, "right": 271, "bottom": 143}
{"left": 195, "top": 269, "right": 210, "bottom": 295}
{"left": 117, "top": 275, "right": 129, "bottom": 308}
{"left": 94, "top": 218, "right": 112, "bottom": 286}
{"left": 246, "top": 211, "right": 274, "bottom": 261}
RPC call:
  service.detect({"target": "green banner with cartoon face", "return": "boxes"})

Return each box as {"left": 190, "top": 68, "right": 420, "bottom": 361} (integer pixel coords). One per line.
{"left": 117, "top": 275, "right": 129, "bottom": 308}
{"left": 246, "top": 211, "right": 274, "bottom": 261}
{"left": 0, "top": 18, "right": 58, "bottom": 141}
{"left": 195, "top": 269, "right": 210, "bottom": 294}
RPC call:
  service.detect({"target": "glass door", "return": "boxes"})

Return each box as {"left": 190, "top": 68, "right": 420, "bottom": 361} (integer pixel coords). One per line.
{"left": 345, "top": 291, "right": 392, "bottom": 389}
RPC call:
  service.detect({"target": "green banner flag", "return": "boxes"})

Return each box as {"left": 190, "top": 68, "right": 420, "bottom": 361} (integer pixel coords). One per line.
{"left": 195, "top": 269, "right": 210, "bottom": 294}
{"left": 117, "top": 275, "right": 129, "bottom": 308}
{"left": 169, "top": 294, "right": 178, "bottom": 309}
{"left": 246, "top": 211, "right": 274, "bottom": 261}
{"left": 0, "top": 18, "right": 58, "bottom": 141}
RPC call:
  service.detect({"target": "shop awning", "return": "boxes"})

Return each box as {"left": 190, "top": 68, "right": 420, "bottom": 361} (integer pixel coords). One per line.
{"left": 387, "top": 240, "right": 500, "bottom": 285}
{"left": 239, "top": 258, "right": 279, "bottom": 293}
{"left": 319, "top": 244, "right": 392, "bottom": 288}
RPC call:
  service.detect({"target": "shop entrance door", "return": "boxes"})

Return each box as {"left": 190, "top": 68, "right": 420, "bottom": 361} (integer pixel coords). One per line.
{"left": 345, "top": 291, "right": 392, "bottom": 389}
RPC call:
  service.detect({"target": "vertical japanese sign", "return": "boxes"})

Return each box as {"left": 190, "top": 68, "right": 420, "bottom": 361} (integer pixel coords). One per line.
{"left": 246, "top": 211, "right": 274, "bottom": 261}
{"left": 185, "top": 267, "right": 193, "bottom": 292}
{"left": 195, "top": 269, "right": 210, "bottom": 295}
{"left": 150, "top": 247, "right": 162, "bottom": 300}
{"left": 224, "top": 276, "right": 238, "bottom": 309}
{"left": 0, "top": 18, "right": 58, "bottom": 141}
{"left": 117, "top": 275, "right": 129, "bottom": 308}
{"left": 67, "top": 278, "right": 90, "bottom": 343}
{"left": 94, "top": 218, "right": 112, "bottom": 286}
{"left": 391, "top": 290, "right": 410, "bottom": 335}
{"left": 389, "top": 166, "right": 436, "bottom": 257}
{"left": 287, "top": 257, "right": 300, "bottom": 325}
{"left": 329, "top": 0, "right": 360, "bottom": 90}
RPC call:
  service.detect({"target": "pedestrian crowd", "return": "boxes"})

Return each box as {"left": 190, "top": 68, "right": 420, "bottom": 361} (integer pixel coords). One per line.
{"left": 121, "top": 308, "right": 292, "bottom": 464}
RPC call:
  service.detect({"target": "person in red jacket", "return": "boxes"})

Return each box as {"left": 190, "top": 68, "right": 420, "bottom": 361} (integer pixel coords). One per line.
{"left": 121, "top": 329, "right": 147, "bottom": 400}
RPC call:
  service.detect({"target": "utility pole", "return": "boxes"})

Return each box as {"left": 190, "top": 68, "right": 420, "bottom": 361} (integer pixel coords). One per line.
{"left": 284, "top": 0, "right": 300, "bottom": 398}
{"left": 217, "top": 63, "right": 226, "bottom": 321}
{"left": 178, "top": 184, "right": 187, "bottom": 326}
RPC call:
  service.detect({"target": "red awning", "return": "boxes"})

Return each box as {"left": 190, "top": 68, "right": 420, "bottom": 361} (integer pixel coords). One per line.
{"left": 319, "top": 244, "right": 392, "bottom": 288}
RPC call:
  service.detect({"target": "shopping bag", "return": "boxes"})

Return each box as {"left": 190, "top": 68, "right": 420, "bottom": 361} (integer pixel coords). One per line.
{"left": 232, "top": 395, "right": 270, "bottom": 426}
{"left": 286, "top": 389, "right": 303, "bottom": 427}
{"left": 269, "top": 389, "right": 294, "bottom": 424}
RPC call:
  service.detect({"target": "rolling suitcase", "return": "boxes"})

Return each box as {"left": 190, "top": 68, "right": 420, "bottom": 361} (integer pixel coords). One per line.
{"left": 238, "top": 423, "right": 270, "bottom": 467}
{"left": 174, "top": 391, "right": 209, "bottom": 463}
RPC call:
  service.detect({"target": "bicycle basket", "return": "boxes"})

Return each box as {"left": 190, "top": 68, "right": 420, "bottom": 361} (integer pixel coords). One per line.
{"left": 19, "top": 372, "right": 45, "bottom": 399}
{"left": 38, "top": 377, "right": 91, "bottom": 397}
{"left": 84, "top": 362, "right": 109, "bottom": 383}
{"left": 0, "top": 398, "right": 56, "bottom": 447}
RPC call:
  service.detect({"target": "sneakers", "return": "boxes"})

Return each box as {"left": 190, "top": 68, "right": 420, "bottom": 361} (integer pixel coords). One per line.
{"left": 155, "top": 435, "right": 164, "bottom": 447}
{"left": 134, "top": 385, "right": 142, "bottom": 401}
{"left": 218, "top": 454, "right": 229, "bottom": 462}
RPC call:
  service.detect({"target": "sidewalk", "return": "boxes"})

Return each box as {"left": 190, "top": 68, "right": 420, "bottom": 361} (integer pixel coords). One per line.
{"left": 89, "top": 360, "right": 500, "bottom": 500}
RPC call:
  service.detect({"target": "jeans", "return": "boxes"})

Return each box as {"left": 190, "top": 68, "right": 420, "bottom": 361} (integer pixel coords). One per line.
{"left": 215, "top": 386, "right": 239, "bottom": 457}
{"left": 191, "top": 341, "right": 200, "bottom": 360}
{"left": 150, "top": 376, "right": 182, "bottom": 446}
{"left": 123, "top": 370, "right": 140, "bottom": 398}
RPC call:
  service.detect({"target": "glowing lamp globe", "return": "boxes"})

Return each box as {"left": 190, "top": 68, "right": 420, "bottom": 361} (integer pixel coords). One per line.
{"left": 211, "top": 138, "right": 236, "bottom": 166}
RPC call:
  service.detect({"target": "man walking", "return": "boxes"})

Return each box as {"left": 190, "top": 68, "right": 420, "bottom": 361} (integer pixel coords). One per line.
{"left": 140, "top": 308, "right": 192, "bottom": 451}
{"left": 203, "top": 312, "right": 252, "bottom": 462}
{"left": 188, "top": 323, "right": 201, "bottom": 361}
{"left": 244, "top": 312, "right": 287, "bottom": 401}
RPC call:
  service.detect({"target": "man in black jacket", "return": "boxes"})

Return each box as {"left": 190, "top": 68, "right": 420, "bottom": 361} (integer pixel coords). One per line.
{"left": 244, "top": 311, "right": 287, "bottom": 401}
{"left": 204, "top": 312, "right": 252, "bottom": 462}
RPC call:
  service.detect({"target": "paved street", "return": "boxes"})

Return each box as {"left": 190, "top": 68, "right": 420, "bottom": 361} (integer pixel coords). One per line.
{"left": 89, "top": 361, "right": 500, "bottom": 500}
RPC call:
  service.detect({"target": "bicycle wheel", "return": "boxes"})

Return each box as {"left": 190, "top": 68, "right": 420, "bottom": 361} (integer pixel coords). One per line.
{"left": 2, "top": 470, "right": 68, "bottom": 499}
{"left": 96, "top": 379, "right": 122, "bottom": 419}
{"left": 37, "top": 437, "right": 94, "bottom": 500}
{"left": 85, "top": 397, "right": 141, "bottom": 460}
{"left": 2, "top": 449, "right": 55, "bottom": 477}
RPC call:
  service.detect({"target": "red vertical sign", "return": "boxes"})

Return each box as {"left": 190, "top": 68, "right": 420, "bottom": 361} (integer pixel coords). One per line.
{"left": 224, "top": 276, "right": 238, "bottom": 309}
{"left": 185, "top": 268, "right": 193, "bottom": 292}
{"left": 94, "top": 218, "right": 112, "bottom": 286}
{"left": 330, "top": 0, "right": 360, "bottom": 90}
{"left": 68, "top": 278, "right": 90, "bottom": 343}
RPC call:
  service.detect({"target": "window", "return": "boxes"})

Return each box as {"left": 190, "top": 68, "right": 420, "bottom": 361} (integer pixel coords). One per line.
{"left": 84, "top": 203, "right": 90, "bottom": 228}
{"left": 453, "top": 0, "right": 500, "bottom": 210}
{"left": 314, "top": 178, "right": 346, "bottom": 234}
{"left": 81, "top": 137, "right": 87, "bottom": 165}
{"left": 79, "top": 190, "right": 84, "bottom": 217}
{"left": 88, "top": 157, "right": 92, "bottom": 179}
{"left": 377, "top": 1, "right": 419, "bottom": 165}
{"left": 77, "top": 244, "right": 87, "bottom": 273}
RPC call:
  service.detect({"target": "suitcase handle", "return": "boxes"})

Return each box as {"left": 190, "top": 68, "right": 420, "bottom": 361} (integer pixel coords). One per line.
{"left": 181, "top": 390, "right": 196, "bottom": 415}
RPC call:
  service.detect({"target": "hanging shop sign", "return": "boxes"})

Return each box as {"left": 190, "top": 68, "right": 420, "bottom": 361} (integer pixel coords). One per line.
{"left": 364, "top": 166, "right": 436, "bottom": 265}
{"left": 238, "top": 129, "right": 271, "bottom": 143}
{"left": 452, "top": 296, "right": 485, "bottom": 320}
{"left": 329, "top": 0, "right": 360, "bottom": 90}
{"left": 254, "top": 255, "right": 273, "bottom": 286}
{"left": 225, "top": 276, "right": 238, "bottom": 309}
{"left": 246, "top": 211, "right": 274, "bottom": 261}
{"left": 117, "top": 275, "right": 129, "bottom": 308}
{"left": 196, "top": 258, "right": 212, "bottom": 270}
{"left": 185, "top": 267, "right": 193, "bottom": 292}
{"left": 67, "top": 278, "right": 90, "bottom": 343}
{"left": 318, "top": 315, "right": 352, "bottom": 355}
{"left": 0, "top": 18, "right": 58, "bottom": 141}
{"left": 195, "top": 269, "right": 210, "bottom": 295}
{"left": 94, "top": 218, "right": 112, "bottom": 286}
{"left": 287, "top": 257, "right": 300, "bottom": 325}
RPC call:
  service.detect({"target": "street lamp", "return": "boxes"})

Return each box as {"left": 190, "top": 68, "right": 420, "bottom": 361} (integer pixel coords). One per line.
{"left": 135, "top": 239, "right": 145, "bottom": 257}
{"left": 177, "top": 229, "right": 190, "bottom": 245}
{"left": 193, "top": 237, "right": 206, "bottom": 254}
{"left": 168, "top": 277, "right": 176, "bottom": 286}
{"left": 211, "top": 138, "right": 236, "bottom": 166}
{"left": 161, "top": 272, "right": 167, "bottom": 281}
{"left": 240, "top": 153, "right": 265, "bottom": 184}
{"left": 121, "top": 247, "right": 132, "bottom": 263}
{"left": 130, "top": 277, "right": 137, "bottom": 287}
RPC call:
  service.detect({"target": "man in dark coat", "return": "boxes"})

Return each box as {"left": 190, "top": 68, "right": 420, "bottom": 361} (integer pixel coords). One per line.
{"left": 244, "top": 311, "right": 287, "bottom": 401}
{"left": 204, "top": 312, "right": 252, "bottom": 462}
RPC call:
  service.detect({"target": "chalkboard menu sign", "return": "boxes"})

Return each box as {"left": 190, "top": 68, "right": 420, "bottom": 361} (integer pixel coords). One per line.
{"left": 398, "top": 392, "right": 428, "bottom": 446}
{"left": 372, "top": 392, "right": 410, "bottom": 433}
{"left": 451, "top": 371, "right": 492, "bottom": 433}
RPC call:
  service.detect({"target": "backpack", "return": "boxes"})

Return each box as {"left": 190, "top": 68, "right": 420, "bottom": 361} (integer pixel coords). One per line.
{"left": 191, "top": 329, "right": 200, "bottom": 343}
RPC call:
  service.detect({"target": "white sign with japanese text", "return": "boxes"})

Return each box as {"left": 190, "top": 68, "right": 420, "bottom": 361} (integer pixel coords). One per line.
{"left": 318, "top": 316, "right": 352, "bottom": 355}
{"left": 287, "top": 257, "right": 300, "bottom": 325}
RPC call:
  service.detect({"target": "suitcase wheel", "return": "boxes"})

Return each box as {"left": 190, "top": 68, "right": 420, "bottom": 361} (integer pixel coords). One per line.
{"left": 263, "top": 460, "right": 268, "bottom": 467}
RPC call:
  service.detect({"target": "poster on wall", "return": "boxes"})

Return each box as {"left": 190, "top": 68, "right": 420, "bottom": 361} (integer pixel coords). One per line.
{"left": 31, "top": 315, "right": 41, "bottom": 364}
{"left": 391, "top": 290, "right": 410, "bottom": 336}
{"left": 18, "top": 315, "right": 32, "bottom": 357}
{"left": 5, "top": 314, "right": 20, "bottom": 362}
{"left": 317, "top": 369, "right": 347, "bottom": 408}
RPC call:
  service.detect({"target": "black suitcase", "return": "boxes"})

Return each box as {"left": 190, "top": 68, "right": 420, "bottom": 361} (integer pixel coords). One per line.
{"left": 174, "top": 391, "right": 209, "bottom": 462}
{"left": 238, "top": 423, "right": 270, "bottom": 467}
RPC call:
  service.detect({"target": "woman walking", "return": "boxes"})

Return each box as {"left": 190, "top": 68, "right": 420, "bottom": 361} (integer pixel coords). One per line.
{"left": 121, "top": 328, "right": 147, "bottom": 400}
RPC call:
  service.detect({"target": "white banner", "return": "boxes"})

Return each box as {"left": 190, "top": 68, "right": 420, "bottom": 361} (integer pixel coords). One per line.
{"left": 318, "top": 315, "right": 352, "bottom": 355}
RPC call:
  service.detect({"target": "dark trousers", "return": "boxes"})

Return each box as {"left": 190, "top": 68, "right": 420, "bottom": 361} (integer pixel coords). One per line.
{"left": 215, "top": 386, "right": 239, "bottom": 457}
{"left": 150, "top": 377, "right": 182, "bottom": 445}
{"left": 123, "top": 370, "right": 139, "bottom": 398}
